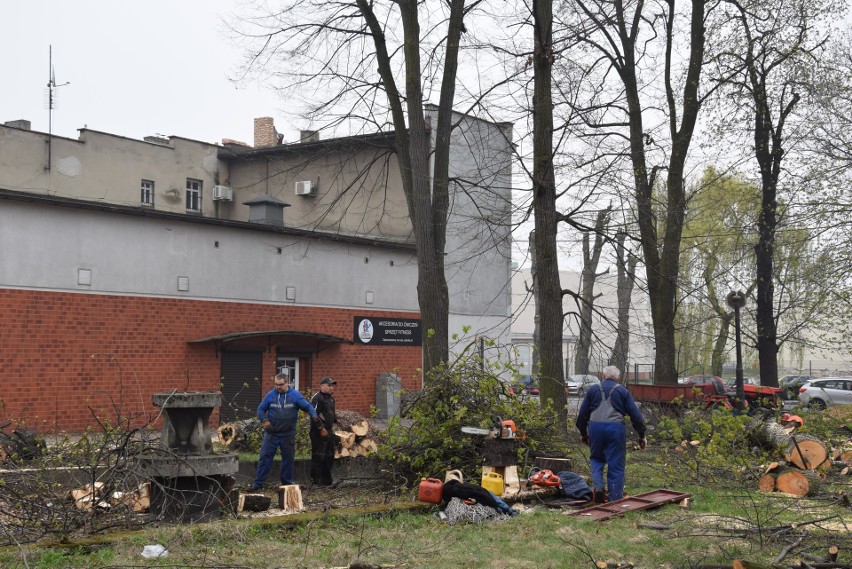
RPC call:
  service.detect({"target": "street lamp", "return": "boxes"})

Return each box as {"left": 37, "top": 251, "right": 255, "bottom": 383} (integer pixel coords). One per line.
{"left": 726, "top": 291, "right": 747, "bottom": 412}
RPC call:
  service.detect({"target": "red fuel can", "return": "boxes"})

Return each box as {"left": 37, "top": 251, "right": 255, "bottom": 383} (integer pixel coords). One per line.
{"left": 418, "top": 478, "right": 443, "bottom": 504}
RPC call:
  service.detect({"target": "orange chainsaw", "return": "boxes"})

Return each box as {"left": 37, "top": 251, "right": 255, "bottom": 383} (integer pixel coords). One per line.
{"left": 461, "top": 418, "right": 522, "bottom": 439}
{"left": 528, "top": 467, "right": 561, "bottom": 488}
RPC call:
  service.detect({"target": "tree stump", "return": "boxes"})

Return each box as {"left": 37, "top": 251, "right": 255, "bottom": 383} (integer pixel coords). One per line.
{"left": 278, "top": 484, "right": 303, "bottom": 513}
{"left": 536, "top": 457, "right": 573, "bottom": 473}
{"left": 238, "top": 493, "right": 271, "bottom": 513}
{"left": 483, "top": 438, "right": 518, "bottom": 466}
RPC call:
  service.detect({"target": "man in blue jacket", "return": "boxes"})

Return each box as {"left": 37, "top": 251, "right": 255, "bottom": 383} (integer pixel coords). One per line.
{"left": 251, "top": 371, "right": 320, "bottom": 490}
{"left": 576, "top": 365, "right": 646, "bottom": 503}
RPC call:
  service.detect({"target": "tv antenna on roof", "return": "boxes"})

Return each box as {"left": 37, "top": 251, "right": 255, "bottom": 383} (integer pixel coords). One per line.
{"left": 45, "top": 45, "right": 70, "bottom": 171}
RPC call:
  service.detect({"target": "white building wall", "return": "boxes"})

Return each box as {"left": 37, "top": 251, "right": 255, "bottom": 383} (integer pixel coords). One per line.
{"left": 0, "top": 200, "right": 419, "bottom": 311}
{"left": 437, "top": 106, "right": 514, "bottom": 358}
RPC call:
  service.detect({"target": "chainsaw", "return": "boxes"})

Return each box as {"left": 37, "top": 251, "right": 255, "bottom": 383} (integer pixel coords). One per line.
{"left": 461, "top": 419, "right": 521, "bottom": 439}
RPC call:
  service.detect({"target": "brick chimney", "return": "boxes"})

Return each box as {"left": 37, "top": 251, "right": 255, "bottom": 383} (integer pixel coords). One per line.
{"left": 254, "top": 117, "right": 279, "bottom": 148}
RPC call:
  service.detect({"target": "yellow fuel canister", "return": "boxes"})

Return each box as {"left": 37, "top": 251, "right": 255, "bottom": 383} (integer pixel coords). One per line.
{"left": 481, "top": 471, "right": 504, "bottom": 496}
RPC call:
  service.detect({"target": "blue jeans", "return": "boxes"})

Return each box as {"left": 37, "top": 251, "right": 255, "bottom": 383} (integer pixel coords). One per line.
{"left": 588, "top": 422, "right": 627, "bottom": 500}
{"left": 253, "top": 431, "right": 296, "bottom": 488}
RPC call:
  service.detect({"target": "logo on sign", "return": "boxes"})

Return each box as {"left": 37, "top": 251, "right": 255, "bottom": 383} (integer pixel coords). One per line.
{"left": 358, "top": 319, "right": 374, "bottom": 343}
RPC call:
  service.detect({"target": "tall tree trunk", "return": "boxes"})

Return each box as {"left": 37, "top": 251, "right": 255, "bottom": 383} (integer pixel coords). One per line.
{"left": 619, "top": 0, "right": 707, "bottom": 385}
{"left": 529, "top": 231, "right": 541, "bottom": 376}
{"left": 748, "top": 52, "right": 800, "bottom": 389}
{"left": 610, "top": 232, "right": 637, "bottom": 373}
{"left": 574, "top": 209, "right": 608, "bottom": 374}
{"left": 358, "top": 0, "right": 468, "bottom": 371}
{"left": 531, "top": 0, "right": 567, "bottom": 433}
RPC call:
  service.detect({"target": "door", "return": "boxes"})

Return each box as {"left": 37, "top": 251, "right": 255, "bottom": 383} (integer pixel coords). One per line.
{"left": 276, "top": 356, "right": 301, "bottom": 391}
{"left": 219, "top": 350, "right": 264, "bottom": 423}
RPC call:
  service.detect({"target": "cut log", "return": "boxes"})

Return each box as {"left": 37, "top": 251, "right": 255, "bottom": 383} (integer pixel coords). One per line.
{"left": 278, "top": 484, "right": 303, "bottom": 513}
{"left": 776, "top": 469, "right": 820, "bottom": 497}
{"left": 763, "top": 461, "right": 781, "bottom": 474}
{"left": 840, "top": 450, "right": 852, "bottom": 464}
{"left": 483, "top": 438, "right": 518, "bottom": 467}
{"left": 238, "top": 493, "right": 271, "bottom": 513}
{"left": 335, "top": 447, "right": 351, "bottom": 459}
{"left": 785, "top": 436, "right": 830, "bottom": 471}
{"left": 337, "top": 410, "right": 370, "bottom": 433}
{"left": 217, "top": 419, "right": 264, "bottom": 452}
{"left": 358, "top": 438, "right": 378, "bottom": 454}
{"left": 335, "top": 430, "right": 356, "bottom": 449}
{"left": 756, "top": 420, "right": 830, "bottom": 471}
{"left": 757, "top": 474, "right": 776, "bottom": 493}
{"left": 350, "top": 421, "right": 370, "bottom": 437}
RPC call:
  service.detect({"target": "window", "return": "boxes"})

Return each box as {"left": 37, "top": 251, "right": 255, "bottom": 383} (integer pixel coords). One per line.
{"left": 186, "top": 178, "right": 202, "bottom": 213}
{"left": 140, "top": 180, "right": 154, "bottom": 206}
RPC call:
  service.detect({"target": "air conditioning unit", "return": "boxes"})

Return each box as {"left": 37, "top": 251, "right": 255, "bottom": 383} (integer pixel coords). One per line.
{"left": 212, "top": 185, "right": 233, "bottom": 201}
{"left": 294, "top": 180, "right": 315, "bottom": 197}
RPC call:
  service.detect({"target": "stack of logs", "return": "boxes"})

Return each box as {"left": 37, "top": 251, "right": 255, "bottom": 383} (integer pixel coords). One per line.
{"left": 754, "top": 420, "right": 851, "bottom": 497}
{"left": 215, "top": 410, "right": 378, "bottom": 459}
{"left": 334, "top": 410, "right": 378, "bottom": 459}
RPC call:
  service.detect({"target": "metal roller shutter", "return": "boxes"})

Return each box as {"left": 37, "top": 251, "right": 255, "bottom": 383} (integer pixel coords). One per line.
{"left": 219, "top": 350, "right": 264, "bottom": 423}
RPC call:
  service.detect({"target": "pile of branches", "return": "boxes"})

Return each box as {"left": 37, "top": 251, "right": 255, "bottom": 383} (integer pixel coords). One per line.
{"left": 376, "top": 357, "right": 568, "bottom": 486}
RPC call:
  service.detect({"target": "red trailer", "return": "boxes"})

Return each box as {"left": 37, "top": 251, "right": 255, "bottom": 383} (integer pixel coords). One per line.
{"left": 626, "top": 381, "right": 782, "bottom": 410}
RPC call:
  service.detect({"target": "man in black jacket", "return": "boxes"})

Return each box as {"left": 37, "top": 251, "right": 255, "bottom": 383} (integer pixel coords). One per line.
{"left": 310, "top": 376, "right": 338, "bottom": 486}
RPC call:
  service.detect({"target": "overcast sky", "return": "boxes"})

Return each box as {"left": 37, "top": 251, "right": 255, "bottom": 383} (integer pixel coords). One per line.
{"left": 1, "top": 1, "right": 285, "bottom": 146}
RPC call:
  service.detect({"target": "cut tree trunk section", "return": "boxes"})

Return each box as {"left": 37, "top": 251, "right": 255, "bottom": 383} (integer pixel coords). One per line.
{"left": 776, "top": 470, "right": 821, "bottom": 497}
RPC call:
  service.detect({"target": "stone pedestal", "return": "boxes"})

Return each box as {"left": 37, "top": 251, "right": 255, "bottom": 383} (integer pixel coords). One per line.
{"left": 142, "top": 392, "right": 238, "bottom": 522}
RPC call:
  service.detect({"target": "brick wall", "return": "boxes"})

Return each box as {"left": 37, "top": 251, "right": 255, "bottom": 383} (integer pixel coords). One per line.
{"left": 0, "top": 288, "right": 421, "bottom": 433}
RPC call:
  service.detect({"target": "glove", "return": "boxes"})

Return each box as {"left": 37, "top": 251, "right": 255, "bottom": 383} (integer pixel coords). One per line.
{"left": 311, "top": 415, "right": 322, "bottom": 427}
{"left": 581, "top": 435, "right": 589, "bottom": 446}
{"left": 638, "top": 438, "right": 647, "bottom": 450}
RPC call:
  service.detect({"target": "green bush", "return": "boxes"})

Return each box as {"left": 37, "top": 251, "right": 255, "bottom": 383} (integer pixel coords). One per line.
{"left": 376, "top": 356, "right": 568, "bottom": 486}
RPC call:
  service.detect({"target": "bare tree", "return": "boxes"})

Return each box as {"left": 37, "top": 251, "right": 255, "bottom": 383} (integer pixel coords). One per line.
{"left": 572, "top": 207, "right": 610, "bottom": 374}
{"left": 610, "top": 231, "right": 638, "bottom": 373}
{"left": 715, "top": 0, "right": 838, "bottom": 386}
{"left": 558, "top": 0, "right": 713, "bottom": 384}
{"left": 231, "top": 0, "right": 483, "bottom": 371}
{"left": 530, "top": 0, "right": 569, "bottom": 430}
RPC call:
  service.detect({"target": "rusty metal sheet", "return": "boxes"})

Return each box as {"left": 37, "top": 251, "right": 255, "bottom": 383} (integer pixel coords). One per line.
{"left": 570, "top": 489, "right": 691, "bottom": 521}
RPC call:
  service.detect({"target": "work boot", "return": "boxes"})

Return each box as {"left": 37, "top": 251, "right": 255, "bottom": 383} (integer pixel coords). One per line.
{"left": 593, "top": 489, "right": 608, "bottom": 504}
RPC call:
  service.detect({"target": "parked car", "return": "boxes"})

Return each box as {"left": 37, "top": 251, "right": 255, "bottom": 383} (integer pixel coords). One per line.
{"left": 724, "top": 377, "right": 758, "bottom": 389}
{"left": 508, "top": 375, "right": 539, "bottom": 397}
{"left": 565, "top": 374, "right": 599, "bottom": 397}
{"left": 798, "top": 378, "right": 852, "bottom": 409}
{"left": 684, "top": 374, "right": 726, "bottom": 396}
{"left": 779, "top": 375, "right": 813, "bottom": 400}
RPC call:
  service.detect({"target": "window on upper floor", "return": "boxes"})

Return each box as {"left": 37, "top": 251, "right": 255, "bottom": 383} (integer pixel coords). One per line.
{"left": 140, "top": 180, "right": 154, "bottom": 207}
{"left": 186, "top": 179, "right": 202, "bottom": 213}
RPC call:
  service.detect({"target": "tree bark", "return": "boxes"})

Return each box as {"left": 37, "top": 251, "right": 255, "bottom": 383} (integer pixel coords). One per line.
{"left": 610, "top": 232, "right": 637, "bottom": 373}
{"left": 531, "top": 0, "right": 567, "bottom": 433}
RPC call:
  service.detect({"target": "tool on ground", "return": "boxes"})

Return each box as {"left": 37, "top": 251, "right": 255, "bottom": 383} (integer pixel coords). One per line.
{"left": 461, "top": 418, "right": 522, "bottom": 439}
{"left": 528, "top": 467, "right": 561, "bottom": 488}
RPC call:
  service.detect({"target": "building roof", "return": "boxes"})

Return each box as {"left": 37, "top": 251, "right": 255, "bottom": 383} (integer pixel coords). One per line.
{"left": 0, "top": 188, "right": 415, "bottom": 253}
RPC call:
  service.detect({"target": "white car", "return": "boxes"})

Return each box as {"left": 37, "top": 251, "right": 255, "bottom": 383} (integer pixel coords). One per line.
{"left": 565, "top": 374, "right": 599, "bottom": 397}
{"left": 798, "top": 378, "right": 852, "bottom": 409}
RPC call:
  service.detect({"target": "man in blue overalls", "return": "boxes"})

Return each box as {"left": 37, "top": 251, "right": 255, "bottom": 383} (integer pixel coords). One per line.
{"left": 576, "top": 365, "right": 646, "bottom": 503}
{"left": 251, "top": 371, "right": 320, "bottom": 490}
